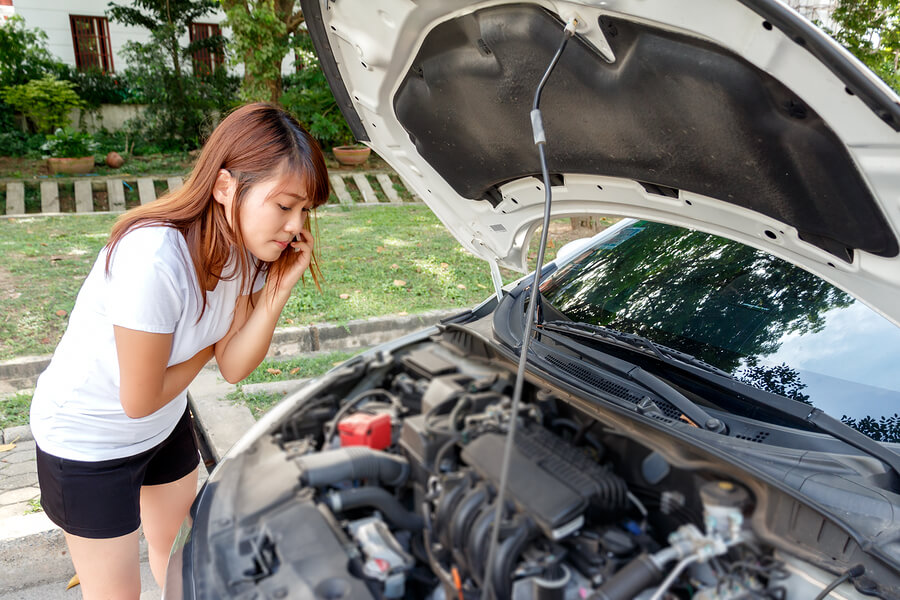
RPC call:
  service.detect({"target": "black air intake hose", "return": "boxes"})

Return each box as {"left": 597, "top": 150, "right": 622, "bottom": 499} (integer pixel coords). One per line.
{"left": 296, "top": 447, "right": 409, "bottom": 488}
{"left": 589, "top": 553, "right": 664, "bottom": 600}
{"left": 324, "top": 487, "right": 424, "bottom": 531}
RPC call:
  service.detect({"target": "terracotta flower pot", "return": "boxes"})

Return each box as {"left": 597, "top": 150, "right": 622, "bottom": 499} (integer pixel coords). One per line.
{"left": 47, "top": 156, "right": 95, "bottom": 175}
{"left": 333, "top": 145, "right": 371, "bottom": 166}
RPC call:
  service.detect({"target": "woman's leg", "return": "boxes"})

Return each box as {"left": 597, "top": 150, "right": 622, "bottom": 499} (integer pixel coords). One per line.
{"left": 64, "top": 529, "right": 141, "bottom": 599}
{"left": 140, "top": 465, "right": 199, "bottom": 589}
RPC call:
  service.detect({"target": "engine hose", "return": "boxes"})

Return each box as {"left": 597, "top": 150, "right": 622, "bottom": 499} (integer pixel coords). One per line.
{"left": 588, "top": 553, "right": 664, "bottom": 600}
{"left": 491, "top": 516, "right": 536, "bottom": 600}
{"left": 433, "top": 435, "right": 461, "bottom": 474}
{"left": 324, "top": 487, "right": 424, "bottom": 531}
{"left": 592, "top": 472, "right": 630, "bottom": 513}
{"left": 296, "top": 447, "right": 410, "bottom": 488}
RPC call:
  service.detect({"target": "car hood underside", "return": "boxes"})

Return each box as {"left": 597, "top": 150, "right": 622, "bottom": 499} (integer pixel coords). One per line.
{"left": 302, "top": 0, "right": 900, "bottom": 322}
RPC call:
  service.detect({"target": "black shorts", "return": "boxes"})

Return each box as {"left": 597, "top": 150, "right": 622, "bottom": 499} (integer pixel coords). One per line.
{"left": 35, "top": 405, "right": 201, "bottom": 539}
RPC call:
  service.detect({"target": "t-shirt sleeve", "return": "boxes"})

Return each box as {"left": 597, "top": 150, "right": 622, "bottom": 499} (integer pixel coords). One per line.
{"left": 105, "top": 234, "right": 185, "bottom": 334}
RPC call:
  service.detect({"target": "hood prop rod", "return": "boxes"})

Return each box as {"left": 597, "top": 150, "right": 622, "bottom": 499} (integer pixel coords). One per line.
{"left": 480, "top": 17, "right": 578, "bottom": 600}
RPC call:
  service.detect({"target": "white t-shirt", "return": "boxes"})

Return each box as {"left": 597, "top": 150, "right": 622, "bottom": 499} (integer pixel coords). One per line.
{"left": 31, "top": 225, "right": 263, "bottom": 462}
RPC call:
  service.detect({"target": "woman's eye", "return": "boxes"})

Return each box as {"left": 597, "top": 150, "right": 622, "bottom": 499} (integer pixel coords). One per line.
{"left": 302, "top": 207, "right": 311, "bottom": 213}
{"left": 278, "top": 204, "right": 290, "bottom": 212}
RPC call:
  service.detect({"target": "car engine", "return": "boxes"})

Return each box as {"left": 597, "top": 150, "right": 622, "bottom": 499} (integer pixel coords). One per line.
{"left": 201, "top": 334, "right": 879, "bottom": 600}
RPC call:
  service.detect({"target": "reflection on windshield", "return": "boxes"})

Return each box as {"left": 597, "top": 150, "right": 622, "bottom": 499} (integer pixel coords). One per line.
{"left": 540, "top": 222, "right": 900, "bottom": 431}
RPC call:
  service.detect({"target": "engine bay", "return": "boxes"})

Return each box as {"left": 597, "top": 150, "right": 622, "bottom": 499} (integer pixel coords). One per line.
{"left": 195, "top": 328, "right": 886, "bottom": 600}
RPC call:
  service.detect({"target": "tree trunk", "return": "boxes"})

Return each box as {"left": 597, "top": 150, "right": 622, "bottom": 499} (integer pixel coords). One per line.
{"left": 268, "top": 72, "right": 283, "bottom": 103}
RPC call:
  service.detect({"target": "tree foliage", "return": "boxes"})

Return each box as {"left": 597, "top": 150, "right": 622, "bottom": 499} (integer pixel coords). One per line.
{"left": 221, "top": 0, "right": 304, "bottom": 103}
{"left": 825, "top": 0, "right": 900, "bottom": 92}
{"left": 1, "top": 75, "right": 86, "bottom": 134}
{"left": 280, "top": 31, "right": 354, "bottom": 148}
{"left": 107, "top": 0, "right": 233, "bottom": 148}
{"left": 841, "top": 414, "right": 900, "bottom": 443}
{"left": 0, "top": 15, "right": 60, "bottom": 89}
{"left": 737, "top": 363, "right": 811, "bottom": 404}
{"left": 107, "top": 0, "right": 224, "bottom": 80}
{"left": 542, "top": 223, "right": 853, "bottom": 374}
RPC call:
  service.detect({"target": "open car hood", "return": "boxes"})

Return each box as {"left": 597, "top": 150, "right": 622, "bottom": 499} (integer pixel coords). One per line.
{"left": 301, "top": 0, "right": 900, "bottom": 324}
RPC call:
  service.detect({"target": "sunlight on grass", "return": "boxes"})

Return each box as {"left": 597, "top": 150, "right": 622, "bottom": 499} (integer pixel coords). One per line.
{"left": 381, "top": 237, "right": 415, "bottom": 249}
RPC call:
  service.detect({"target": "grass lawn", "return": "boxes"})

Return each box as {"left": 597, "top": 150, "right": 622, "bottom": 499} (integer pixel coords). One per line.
{"left": 0, "top": 391, "right": 32, "bottom": 429}
{"left": 0, "top": 206, "right": 610, "bottom": 361}
{"left": 226, "top": 351, "right": 359, "bottom": 419}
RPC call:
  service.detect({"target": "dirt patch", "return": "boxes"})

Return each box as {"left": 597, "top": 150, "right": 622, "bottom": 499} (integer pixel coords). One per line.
{"left": 0, "top": 156, "right": 48, "bottom": 178}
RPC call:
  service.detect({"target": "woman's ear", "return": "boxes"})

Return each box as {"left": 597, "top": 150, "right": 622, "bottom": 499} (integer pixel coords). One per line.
{"left": 213, "top": 169, "right": 235, "bottom": 207}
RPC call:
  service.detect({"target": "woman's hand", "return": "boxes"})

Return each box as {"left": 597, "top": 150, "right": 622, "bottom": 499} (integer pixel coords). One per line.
{"left": 215, "top": 230, "right": 315, "bottom": 384}
{"left": 266, "top": 228, "right": 314, "bottom": 305}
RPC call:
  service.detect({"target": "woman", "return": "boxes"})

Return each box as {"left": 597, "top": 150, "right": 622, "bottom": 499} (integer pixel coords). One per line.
{"left": 29, "top": 103, "right": 330, "bottom": 598}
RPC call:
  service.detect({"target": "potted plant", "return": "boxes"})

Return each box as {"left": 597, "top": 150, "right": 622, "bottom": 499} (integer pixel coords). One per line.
{"left": 42, "top": 128, "right": 98, "bottom": 175}
{"left": 332, "top": 143, "right": 371, "bottom": 166}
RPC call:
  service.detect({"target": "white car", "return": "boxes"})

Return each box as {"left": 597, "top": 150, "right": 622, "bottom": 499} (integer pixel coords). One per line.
{"left": 166, "top": 1, "right": 900, "bottom": 599}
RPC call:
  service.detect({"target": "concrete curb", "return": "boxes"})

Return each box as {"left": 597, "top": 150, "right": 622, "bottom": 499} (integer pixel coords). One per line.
{"left": 0, "top": 307, "right": 464, "bottom": 593}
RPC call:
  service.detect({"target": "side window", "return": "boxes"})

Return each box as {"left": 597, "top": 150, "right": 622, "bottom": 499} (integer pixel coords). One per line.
{"left": 189, "top": 22, "right": 223, "bottom": 75}
{"left": 70, "top": 15, "right": 114, "bottom": 72}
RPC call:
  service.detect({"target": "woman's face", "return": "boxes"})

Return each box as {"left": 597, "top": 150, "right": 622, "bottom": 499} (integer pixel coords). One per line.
{"left": 215, "top": 169, "right": 312, "bottom": 262}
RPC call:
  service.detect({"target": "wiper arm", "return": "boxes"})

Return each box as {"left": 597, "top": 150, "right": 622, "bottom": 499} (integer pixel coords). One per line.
{"left": 534, "top": 326, "right": 726, "bottom": 433}
{"left": 542, "top": 321, "right": 732, "bottom": 378}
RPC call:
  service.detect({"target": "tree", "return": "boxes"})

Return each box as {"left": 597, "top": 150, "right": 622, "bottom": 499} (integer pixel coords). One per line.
{"left": 221, "top": 0, "right": 304, "bottom": 103}
{"left": 0, "top": 15, "right": 60, "bottom": 89}
{"left": 107, "top": 0, "right": 223, "bottom": 83}
{"left": 829, "top": 0, "right": 900, "bottom": 92}
{"left": 107, "top": 0, "right": 231, "bottom": 148}
{"left": 280, "top": 30, "right": 353, "bottom": 149}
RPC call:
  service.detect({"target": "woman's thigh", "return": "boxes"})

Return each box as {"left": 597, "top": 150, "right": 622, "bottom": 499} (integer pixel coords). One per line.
{"left": 64, "top": 529, "right": 141, "bottom": 600}
{"left": 140, "top": 465, "right": 199, "bottom": 547}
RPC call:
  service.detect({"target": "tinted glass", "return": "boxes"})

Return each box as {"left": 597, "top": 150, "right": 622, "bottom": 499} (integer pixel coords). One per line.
{"left": 540, "top": 221, "right": 900, "bottom": 434}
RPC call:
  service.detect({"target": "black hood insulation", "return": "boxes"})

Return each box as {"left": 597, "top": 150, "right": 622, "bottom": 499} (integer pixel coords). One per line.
{"left": 392, "top": 5, "right": 898, "bottom": 262}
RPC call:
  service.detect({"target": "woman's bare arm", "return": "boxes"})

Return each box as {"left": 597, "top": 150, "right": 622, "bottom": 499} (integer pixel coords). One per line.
{"left": 114, "top": 326, "right": 214, "bottom": 419}
{"left": 214, "top": 231, "right": 314, "bottom": 383}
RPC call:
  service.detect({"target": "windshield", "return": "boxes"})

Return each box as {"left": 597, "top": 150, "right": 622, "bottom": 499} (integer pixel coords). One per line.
{"left": 539, "top": 221, "right": 900, "bottom": 439}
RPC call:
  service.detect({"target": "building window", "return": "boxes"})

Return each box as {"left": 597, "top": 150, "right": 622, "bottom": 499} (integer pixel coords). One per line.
{"left": 70, "top": 15, "right": 114, "bottom": 72}
{"left": 190, "top": 22, "right": 223, "bottom": 75}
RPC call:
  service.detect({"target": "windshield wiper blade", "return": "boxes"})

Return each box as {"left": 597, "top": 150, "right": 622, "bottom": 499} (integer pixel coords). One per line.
{"left": 533, "top": 326, "right": 726, "bottom": 433}
{"left": 542, "top": 321, "right": 733, "bottom": 378}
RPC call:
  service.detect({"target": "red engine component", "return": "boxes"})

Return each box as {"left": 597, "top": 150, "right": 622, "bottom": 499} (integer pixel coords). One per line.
{"left": 338, "top": 412, "right": 392, "bottom": 450}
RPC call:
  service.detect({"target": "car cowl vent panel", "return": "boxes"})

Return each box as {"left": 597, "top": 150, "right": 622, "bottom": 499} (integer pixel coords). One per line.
{"left": 543, "top": 354, "right": 683, "bottom": 421}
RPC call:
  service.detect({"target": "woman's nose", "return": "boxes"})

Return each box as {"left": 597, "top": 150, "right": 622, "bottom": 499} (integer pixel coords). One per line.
{"left": 286, "top": 209, "right": 306, "bottom": 234}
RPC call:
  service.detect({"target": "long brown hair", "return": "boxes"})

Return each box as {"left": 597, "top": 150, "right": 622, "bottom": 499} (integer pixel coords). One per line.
{"left": 105, "top": 103, "right": 330, "bottom": 317}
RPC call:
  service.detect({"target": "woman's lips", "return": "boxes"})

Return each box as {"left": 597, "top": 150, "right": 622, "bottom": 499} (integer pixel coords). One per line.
{"left": 274, "top": 240, "right": 289, "bottom": 250}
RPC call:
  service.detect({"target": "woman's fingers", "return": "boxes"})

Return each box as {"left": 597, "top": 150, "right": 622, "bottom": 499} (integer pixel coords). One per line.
{"left": 292, "top": 229, "right": 314, "bottom": 251}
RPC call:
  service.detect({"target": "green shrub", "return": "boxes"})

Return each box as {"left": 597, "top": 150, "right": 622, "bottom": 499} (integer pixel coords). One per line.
{"left": 281, "top": 34, "right": 354, "bottom": 150}
{"left": 120, "top": 41, "right": 239, "bottom": 150}
{"left": 41, "top": 128, "right": 98, "bottom": 158}
{"left": 57, "top": 66, "right": 138, "bottom": 107}
{"left": 1, "top": 75, "right": 86, "bottom": 134}
{"left": 0, "top": 15, "right": 61, "bottom": 89}
{"left": 0, "top": 130, "right": 46, "bottom": 157}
